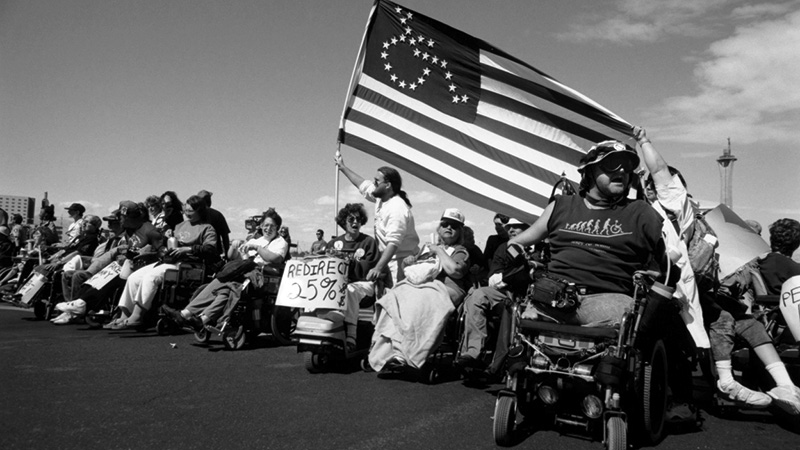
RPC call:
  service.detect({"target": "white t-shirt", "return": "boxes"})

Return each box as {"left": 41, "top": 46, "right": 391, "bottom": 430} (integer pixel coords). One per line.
{"left": 244, "top": 235, "right": 288, "bottom": 266}
{"left": 358, "top": 180, "right": 420, "bottom": 260}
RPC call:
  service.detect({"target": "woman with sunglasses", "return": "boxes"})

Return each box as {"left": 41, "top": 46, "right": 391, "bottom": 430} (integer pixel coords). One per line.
{"left": 508, "top": 139, "right": 665, "bottom": 327}
{"left": 336, "top": 154, "right": 420, "bottom": 286}
{"left": 158, "top": 191, "right": 184, "bottom": 234}
{"left": 368, "top": 208, "right": 470, "bottom": 372}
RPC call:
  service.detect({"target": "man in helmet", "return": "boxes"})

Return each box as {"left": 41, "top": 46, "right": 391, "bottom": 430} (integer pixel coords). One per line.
{"left": 508, "top": 140, "right": 665, "bottom": 327}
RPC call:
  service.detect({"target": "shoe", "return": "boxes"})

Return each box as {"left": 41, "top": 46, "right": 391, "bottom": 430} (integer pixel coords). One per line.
{"left": 665, "top": 403, "right": 695, "bottom": 423}
{"left": 185, "top": 314, "right": 203, "bottom": 332}
{"left": 718, "top": 380, "right": 772, "bottom": 409}
{"left": 161, "top": 305, "right": 186, "bottom": 325}
{"left": 110, "top": 319, "right": 143, "bottom": 330}
{"left": 103, "top": 318, "right": 123, "bottom": 329}
{"left": 768, "top": 385, "right": 800, "bottom": 415}
{"left": 58, "top": 300, "right": 86, "bottom": 316}
{"left": 384, "top": 356, "right": 407, "bottom": 370}
{"left": 52, "top": 313, "right": 76, "bottom": 325}
{"left": 51, "top": 312, "right": 70, "bottom": 323}
{"left": 455, "top": 355, "right": 487, "bottom": 370}
{"left": 345, "top": 336, "right": 357, "bottom": 353}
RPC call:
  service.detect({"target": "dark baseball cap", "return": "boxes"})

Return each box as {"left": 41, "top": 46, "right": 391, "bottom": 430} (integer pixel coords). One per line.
{"left": 65, "top": 203, "right": 86, "bottom": 213}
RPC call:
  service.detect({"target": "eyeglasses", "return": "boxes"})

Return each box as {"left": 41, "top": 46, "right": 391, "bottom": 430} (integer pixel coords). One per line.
{"left": 373, "top": 178, "right": 387, "bottom": 186}
{"left": 262, "top": 223, "right": 277, "bottom": 230}
{"left": 161, "top": 203, "right": 173, "bottom": 208}
{"left": 440, "top": 220, "right": 462, "bottom": 230}
{"left": 346, "top": 215, "right": 362, "bottom": 224}
{"left": 598, "top": 153, "right": 635, "bottom": 173}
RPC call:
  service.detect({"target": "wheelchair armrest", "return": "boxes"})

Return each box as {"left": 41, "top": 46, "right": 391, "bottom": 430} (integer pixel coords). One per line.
{"left": 755, "top": 295, "right": 780, "bottom": 306}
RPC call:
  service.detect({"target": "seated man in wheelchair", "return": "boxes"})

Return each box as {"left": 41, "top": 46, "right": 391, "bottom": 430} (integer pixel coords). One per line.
{"left": 508, "top": 140, "right": 666, "bottom": 327}
{"left": 162, "top": 208, "right": 287, "bottom": 331}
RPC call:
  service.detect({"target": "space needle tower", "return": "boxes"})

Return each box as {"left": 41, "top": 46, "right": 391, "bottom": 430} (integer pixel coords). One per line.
{"left": 717, "top": 138, "right": 737, "bottom": 209}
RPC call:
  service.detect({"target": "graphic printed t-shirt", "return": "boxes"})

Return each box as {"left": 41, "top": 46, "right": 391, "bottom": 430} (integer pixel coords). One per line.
{"left": 546, "top": 195, "right": 664, "bottom": 294}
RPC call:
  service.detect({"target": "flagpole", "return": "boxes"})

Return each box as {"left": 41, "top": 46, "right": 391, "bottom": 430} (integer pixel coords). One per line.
{"left": 334, "top": 143, "right": 341, "bottom": 237}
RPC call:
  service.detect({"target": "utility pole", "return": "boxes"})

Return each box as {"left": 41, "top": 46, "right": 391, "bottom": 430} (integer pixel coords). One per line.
{"left": 717, "top": 138, "right": 737, "bottom": 209}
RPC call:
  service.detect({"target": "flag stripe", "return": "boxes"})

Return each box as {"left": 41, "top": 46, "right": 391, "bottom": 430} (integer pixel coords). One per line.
{"left": 346, "top": 98, "right": 552, "bottom": 204}
{"left": 357, "top": 74, "right": 582, "bottom": 180}
{"left": 341, "top": 132, "right": 544, "bottom": 222}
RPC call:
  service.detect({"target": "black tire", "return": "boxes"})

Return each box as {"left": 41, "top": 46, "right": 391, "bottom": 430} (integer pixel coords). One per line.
{"left": 194, "top": 327, "right": 211, "bottom": 344}
{"left": 642, "top": 339, "right": 668, "bottom": 444}
{"left": 155, "top": 318, "right": 171, "bottom": 336}
{"left": 605, "top": 416, "right": 627, "bottom": 450}
{"left": 270, "top": 305, "right": 298, "bottom": 346}
{"left": 33, "top": 300, "right": 47, "bottom": 320}
{"left": 304, "top": 351, "right": 327, "bottom": 374}
{"left": 223, "top": 324, "right": 246, "bottom": 350}
{"left": 419, "top": 364, "right": 439, "bottom": 385}
{"left": 493, "top": 395, "right": 517, "bottom": 447}
{"left": 44, "top": 301, "right": 56, "bottom": 321}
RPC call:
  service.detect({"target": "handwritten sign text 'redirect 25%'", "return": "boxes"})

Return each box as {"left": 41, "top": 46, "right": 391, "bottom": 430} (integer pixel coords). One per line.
{"left": 275, "top": 257, "right": 349, "bottom": 310}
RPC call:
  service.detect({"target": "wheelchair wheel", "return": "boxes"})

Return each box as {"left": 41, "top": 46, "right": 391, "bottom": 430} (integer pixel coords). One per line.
{"left": 270, "top": 305, "right": 298, "bottom": 346}
{"left": 304, "top": 351, "right": 328, "bottom": 373}
{"left": 223, "top": 324, "right": 246, "bottom": 350}
{"left": 419, "top": 363, "right": 439, "bottom": 385}
{"left": 360, "top": 357, "right": 373, "bottom": 372}
{"left": 642, "top": 339, "right": 668, "bottom": 444}
{"left": 194, "top": 326, "right": 211, "bottom": 344}
{"left": 44, "top": 301, "right": 56, "bottom": 321}
{"left": 605, "top": 416, "right": 626, "bottom": 450}
{"left": 493, "top": 394, "right": 517, "bottom": 447}
{"left": 155, "top": 318, "right": 172, "bottom": 336}
{"left": 33, "top": 300, "right": 47, "bottom": 320}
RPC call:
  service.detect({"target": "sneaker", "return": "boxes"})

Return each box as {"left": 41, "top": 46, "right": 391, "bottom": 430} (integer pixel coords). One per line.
{"left": 50, "top": 312, "right": 70, "bottom": 323}
{"left": 52, "top": 313, "right": 75, "bottom": 325}
{"left": 718, "top": 380, "right": 772, "bottom": 409}
{"left": 58, "top": 300, "right": 86, "bottom": 316}
{"left": 768, "top": 385, "right": 800, "bottom": 415}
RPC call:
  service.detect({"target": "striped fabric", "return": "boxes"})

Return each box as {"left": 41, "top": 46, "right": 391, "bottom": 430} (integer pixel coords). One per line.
{"left": 339, "top": 0, "right": 634, "bottom": 223}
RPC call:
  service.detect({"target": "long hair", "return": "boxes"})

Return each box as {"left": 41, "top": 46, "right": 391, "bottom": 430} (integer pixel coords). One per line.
{"left": 378, "top": 166, "right": 412, "bottom": 208}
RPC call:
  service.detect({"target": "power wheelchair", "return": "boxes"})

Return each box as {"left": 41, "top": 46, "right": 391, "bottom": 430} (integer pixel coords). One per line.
{"left": 492, "top": 269, "right": 671, "bottom": 449}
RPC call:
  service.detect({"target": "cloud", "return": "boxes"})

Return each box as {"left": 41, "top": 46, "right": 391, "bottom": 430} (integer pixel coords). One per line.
{"left": 558, "top": 0, "right": 732, "bottom": 44}
{"left": 731, "top": 1, "right": 800, "bottom": 19}
{"left": 648, "top": 8, "right": 800, "bottom": 144}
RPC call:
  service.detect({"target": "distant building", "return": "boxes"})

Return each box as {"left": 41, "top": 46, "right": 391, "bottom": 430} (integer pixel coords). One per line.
{"left": 0, "top": 195, "right": 36, "bottom": 224}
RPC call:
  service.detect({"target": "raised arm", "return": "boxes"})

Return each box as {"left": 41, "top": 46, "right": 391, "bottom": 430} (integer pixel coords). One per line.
{"left": 335, "top": 153, "right": 367, "bottom": 189}
{"left": 634, "top": 126, "right": 671, "bottom": 187}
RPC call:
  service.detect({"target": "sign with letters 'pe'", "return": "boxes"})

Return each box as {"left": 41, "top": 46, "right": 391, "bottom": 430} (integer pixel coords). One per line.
{"left": 276, "top": 257, "right": 349, "bottom": 311}
{"left": 780, "top": 275, "right": 800, "bottom": 342}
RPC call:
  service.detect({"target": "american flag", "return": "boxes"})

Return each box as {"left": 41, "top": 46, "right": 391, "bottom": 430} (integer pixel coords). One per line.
{"left": 339, "top": 0, "right": 635, "bottom": 223}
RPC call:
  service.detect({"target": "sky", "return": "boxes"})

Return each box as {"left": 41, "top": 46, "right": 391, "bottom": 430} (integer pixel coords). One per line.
{"left": 2, "top": 0, "right": 799, "bottom": 255}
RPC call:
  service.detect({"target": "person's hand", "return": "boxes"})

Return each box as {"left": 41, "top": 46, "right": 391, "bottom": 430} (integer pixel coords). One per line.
{"left": 334, "top": 152, "right": 345, "bottom": 169}
{"left": 488, "top": 273, "right": 506, "bottom": 289}
{"left": 168, "top": 247, "right": 191, "bottom": 257}
{"left": 403, "top": 255, "right": 416, "bottom": 266}
{"left": 366, "top": 267, "right": 382, "bottom": 281}
{"left": 633, "top": 126, "right": 650, "bottom": 145}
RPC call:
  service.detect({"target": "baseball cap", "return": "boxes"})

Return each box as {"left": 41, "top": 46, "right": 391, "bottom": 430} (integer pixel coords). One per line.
{"left": 440, "top": 208, "right": 465, "bottom": 225}
{"left": 111, "top": 200, "right": 144, "bottom": 218}
{"left": 65, "top": 203, "right": 86, "bottom": 214}
{"left": 504, "top": 218, "right": 529, "bottom": 231}
{"left": 578, "top": 140, "right": 639, "bottom": 173}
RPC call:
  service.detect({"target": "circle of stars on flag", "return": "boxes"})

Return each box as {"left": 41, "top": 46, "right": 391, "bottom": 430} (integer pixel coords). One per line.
{"left": 380, "top": 6, "right": 468, "bottom": 104}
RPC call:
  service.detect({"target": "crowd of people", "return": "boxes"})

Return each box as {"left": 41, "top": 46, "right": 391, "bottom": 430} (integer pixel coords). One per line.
{"left": 1, "top": 127, "right": 800, "bottom": 429}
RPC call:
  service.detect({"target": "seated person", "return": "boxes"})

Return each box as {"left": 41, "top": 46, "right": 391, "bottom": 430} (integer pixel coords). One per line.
{"left": 708, "top": 218, "right": 800, "bottom": 413}
{"left": 163, "top": 208, "right": 287, "bottom": 331}
{"left": 54, "top": 201, "right": 164, "bottom": 323}
{"left": 29, "top": 215, "right": 101, "bottom": 278}
{"left": 104, "top": 195, "right": 219, "bottom": 330}
{"left": 0, "top": 226, "right": 13, "bottom": 269}
{"left": 157, "top": 191, "right": 184, "bottom": 234}
{"left": 461, "top": 226, "right": 486, "bottom": 287}
{"left": 0, "top": 207, "right": 59, "bottom": 288}
{"left": 457, "top": 218, "right": 530, "bottom": 370}
{"left": 508, "top": 140, "right": 665, "bottom": 327}
{"left": 368, "top": 208, "right": 470, "bottom": 372}
{"left": 320, "top": 203, "right": 380, "bottom": 350}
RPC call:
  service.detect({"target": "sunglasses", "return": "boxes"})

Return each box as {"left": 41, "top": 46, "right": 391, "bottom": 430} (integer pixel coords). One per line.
{"left": 440, "top": 220, "right": 462, "bottom": 230}
{"left": 598, "top": 152, "right": 635, "bottom": 173}
{"left": 346, "top": 215, "right": 362, "bottom": 224}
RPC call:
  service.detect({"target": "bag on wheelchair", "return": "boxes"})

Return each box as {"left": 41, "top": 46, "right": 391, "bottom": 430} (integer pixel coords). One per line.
{"left": 215, "top": 257, "right": 257, "bottom": 283}
{"left": 529, "top": 273, "right": 577, "bottom": 313}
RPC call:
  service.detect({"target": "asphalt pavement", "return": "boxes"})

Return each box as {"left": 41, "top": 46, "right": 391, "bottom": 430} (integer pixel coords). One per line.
{"left": 1, "top": 304, "right": 798, "bottom": 450}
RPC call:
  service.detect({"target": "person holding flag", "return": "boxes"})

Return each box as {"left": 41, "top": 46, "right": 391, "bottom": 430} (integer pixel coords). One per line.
{"left": 336, "top": 154, "right": 419, "bottom": 286}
